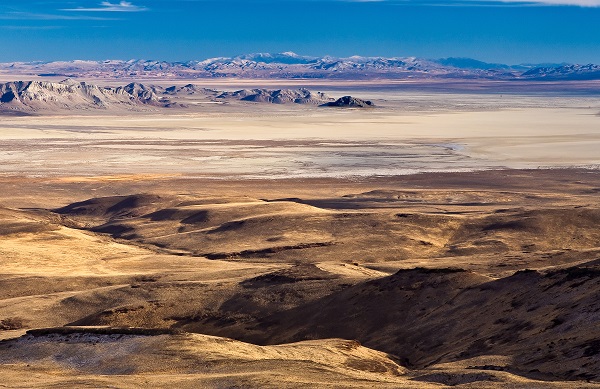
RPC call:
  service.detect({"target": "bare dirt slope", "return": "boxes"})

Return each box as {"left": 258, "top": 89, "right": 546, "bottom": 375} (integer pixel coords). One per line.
{"left": 0, "top": 170, "right": 599, "bottom": 387}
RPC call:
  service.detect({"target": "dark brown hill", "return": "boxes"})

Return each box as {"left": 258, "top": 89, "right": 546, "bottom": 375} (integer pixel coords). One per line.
{"left": 251, "top": 265, "right": 600, "bottom": 382}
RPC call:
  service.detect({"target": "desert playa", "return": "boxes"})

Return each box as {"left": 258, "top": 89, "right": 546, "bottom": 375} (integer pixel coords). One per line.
{"left": 0, "top": 84, "right": 599, "bottom": 388}
{"left": 0, "top": 88, "right": 599, "bottom": 178}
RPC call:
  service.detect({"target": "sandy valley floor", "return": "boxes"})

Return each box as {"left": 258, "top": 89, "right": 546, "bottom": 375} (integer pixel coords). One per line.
{"left": 0, "top": 90, "right": 599, "bottom": 178}
{"left": 0, "top": 86, "right": 599, "bottom": 388}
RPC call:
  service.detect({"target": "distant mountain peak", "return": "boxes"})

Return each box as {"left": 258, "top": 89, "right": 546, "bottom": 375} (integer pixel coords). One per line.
{"left": 280, "top": 51, "right": 301, "bottom": 57}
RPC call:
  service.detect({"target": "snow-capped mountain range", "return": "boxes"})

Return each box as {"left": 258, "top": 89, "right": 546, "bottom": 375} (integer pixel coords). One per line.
{"left": 1, "top": 52, "right": 598, "bottom": 80}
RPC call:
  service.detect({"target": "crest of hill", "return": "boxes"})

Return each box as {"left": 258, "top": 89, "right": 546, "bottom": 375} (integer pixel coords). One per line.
{"left": 0, "top": 331, "right": 407, "bottom": 386}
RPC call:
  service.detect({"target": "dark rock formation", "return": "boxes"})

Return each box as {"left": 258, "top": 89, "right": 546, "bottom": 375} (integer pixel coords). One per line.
{"left": 321, "top": 96, "right": 375, "bottom": 108}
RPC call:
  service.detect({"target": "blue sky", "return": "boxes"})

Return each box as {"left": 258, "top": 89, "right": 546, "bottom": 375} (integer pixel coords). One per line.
{"left": 1, "top": 1, "right": 599, "bottom": 64}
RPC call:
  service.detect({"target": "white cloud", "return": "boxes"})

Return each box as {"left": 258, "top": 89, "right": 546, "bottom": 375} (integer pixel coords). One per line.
{"left": 0, "top": 12, "right": 116, "bottom": 21}
{"left": 500, "top": 0, "right": 600, "bottom": 5}
{"left": 63, "top": 1, "right": 147, "bottom": 12}
{"left": 362, "top": 0, "right": 600, "bottom": 5}
{"left": 0, "top": 25, "right": 63, "bottom": 30}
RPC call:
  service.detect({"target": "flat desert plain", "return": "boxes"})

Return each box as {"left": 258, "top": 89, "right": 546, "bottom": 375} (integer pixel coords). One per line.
{"left": 0, "top": 84, "right": 600, "bottom": 388}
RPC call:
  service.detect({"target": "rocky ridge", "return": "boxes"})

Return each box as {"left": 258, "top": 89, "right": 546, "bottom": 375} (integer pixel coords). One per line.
{"left": 0, "top": 80, "right": 171, "bottom": 112}
{"left": 0, "top": 80, "right": 366, "bottom": 113}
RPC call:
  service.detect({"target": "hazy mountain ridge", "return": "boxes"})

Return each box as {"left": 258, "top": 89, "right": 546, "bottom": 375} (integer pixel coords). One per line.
{"left": 522, "top": 64, "right": 600, "bottom": 80}
{"left": 2, "top": 52, "right": 597, "bottom": 80}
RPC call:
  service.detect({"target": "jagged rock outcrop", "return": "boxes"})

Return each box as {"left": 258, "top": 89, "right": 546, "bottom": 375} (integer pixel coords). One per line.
{"left": 164, "top": 84, "right": 218, "bottom": 95}
{"left": 217, "top": 88, "right": 334, "bottom": 105}
{"left": 116, "top": 82, "right": 163, "bottom": 102}
{"left": 0, "top": 80, "right": 170, "bottom": 113}
{"left": 321, "top": 96, "right": 375, "bottom": 108}
{"left": 0, "top": 80, "right": 371, "bottom": 113}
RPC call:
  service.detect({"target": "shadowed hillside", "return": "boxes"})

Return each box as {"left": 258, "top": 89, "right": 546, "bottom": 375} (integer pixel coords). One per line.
{"left": 1, "top": 171, "right": 599, "bottom": 387}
